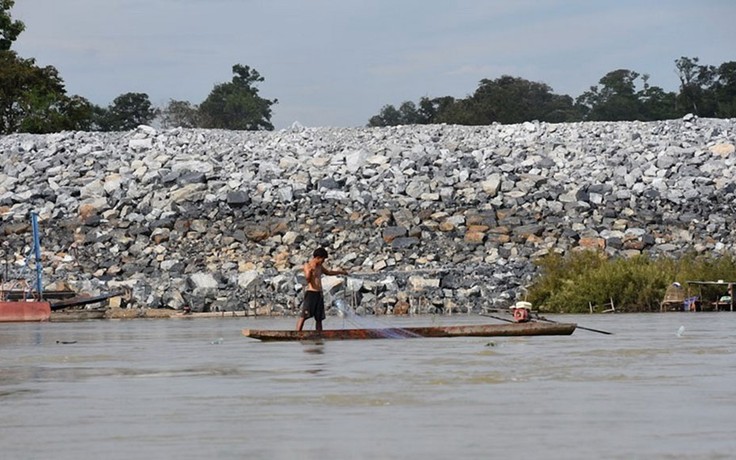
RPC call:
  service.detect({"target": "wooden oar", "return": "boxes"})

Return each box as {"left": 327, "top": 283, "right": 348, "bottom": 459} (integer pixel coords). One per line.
{"left": 481, "top": 313, "right": 515, "bottom": 324}
{"left": 481, "top": 312, "right": 613, "bottom": 335}
{"left": 535, "top": 316, "right": 613, "bottom": 335}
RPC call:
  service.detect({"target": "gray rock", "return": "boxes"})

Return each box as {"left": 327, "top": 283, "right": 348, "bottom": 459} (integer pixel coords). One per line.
{"left": 226, "top": 191, "right": 251, "bottom": 206}
{"left": 2, "top": 118, "right": 736, "bottom": 313}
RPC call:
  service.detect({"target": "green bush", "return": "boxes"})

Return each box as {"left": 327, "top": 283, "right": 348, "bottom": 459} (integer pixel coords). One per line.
{"left": 527, "top": 251, "right": 736, "bottom": 313}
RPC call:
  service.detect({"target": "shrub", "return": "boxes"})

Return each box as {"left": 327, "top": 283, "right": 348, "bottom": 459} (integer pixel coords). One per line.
{"left": 526, "top": 251, "right": 736, "bottom": 313}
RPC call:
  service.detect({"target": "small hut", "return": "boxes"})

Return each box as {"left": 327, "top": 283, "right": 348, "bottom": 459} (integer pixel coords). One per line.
{"left": 660, "top": 282, "right": 685, "bottom": 311}
{"left": 684, "top": 280, "right": 735, "bottom": 312}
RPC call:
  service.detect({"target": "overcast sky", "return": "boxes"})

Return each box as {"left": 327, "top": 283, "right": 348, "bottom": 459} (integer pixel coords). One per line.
{"left": 11, "top": 0, "right": 736, "bottom": 129}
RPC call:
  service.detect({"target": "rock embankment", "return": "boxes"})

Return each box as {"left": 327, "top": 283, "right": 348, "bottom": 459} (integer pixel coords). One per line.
{"left": 1, "top": 116, "right": 735, "bottom": 314}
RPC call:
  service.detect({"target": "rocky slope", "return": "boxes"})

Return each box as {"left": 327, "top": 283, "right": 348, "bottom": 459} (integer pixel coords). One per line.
{"left": 1, "top": 116, "right": 734, "bottom": 314}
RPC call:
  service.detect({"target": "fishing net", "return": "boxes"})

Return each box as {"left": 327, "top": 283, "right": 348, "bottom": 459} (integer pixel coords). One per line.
{"left": 333, "top": 296, "right": 420, "bottom": 339}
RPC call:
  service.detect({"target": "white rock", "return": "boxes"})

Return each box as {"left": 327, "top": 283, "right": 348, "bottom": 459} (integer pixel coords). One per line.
{"left": 190, "top": 272, "right": 219, "bottom": 290}
{"left": 129, "top": 138, "right": 152, "bottom": 151}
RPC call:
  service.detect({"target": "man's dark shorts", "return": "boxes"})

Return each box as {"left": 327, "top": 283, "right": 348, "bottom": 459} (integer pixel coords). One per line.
{"left": 301, "top": 291, "right": 325, "bottom": 321}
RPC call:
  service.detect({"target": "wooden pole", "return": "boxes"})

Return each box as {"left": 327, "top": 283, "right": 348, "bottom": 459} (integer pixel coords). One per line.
{"left": 481, "top": 312, "right": 614, "bottom": 335}
{"left": 536, "top": 316, "right": 613, "bottom": 335}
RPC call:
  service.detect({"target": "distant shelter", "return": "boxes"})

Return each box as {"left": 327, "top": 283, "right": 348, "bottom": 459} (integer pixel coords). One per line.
{"left": 661, "top": 280, "right": 735, "bottom": 312}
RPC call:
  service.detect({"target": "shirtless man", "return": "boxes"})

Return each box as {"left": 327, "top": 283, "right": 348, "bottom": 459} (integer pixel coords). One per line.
{"left": 296, "top": 247, "right": 348, "bottom": 331}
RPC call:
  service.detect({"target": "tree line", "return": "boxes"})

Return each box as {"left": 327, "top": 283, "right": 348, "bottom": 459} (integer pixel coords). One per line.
{"left": 368, "top": 59, "right": 736, "bottom": 127}
{"left": 2, "top": 1, "right": 735, "bottom": 134}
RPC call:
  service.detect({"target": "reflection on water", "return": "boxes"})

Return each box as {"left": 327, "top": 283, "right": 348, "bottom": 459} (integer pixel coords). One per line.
{"left": 301, "top": 341, "right": 326, "bottom": 374}
{"left": 1, "top": 314, "right": 735, "bottom": 460}
{"left": 301, "top": 341, "right": 325, "bottom": 354}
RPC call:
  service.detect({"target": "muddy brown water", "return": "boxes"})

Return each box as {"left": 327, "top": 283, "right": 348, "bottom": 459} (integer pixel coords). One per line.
{"left": 1, "top": 313, "right": 734, "bottom": 459}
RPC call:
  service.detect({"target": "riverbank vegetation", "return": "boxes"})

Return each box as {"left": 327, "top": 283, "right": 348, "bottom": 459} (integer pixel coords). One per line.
{"left": 527, "top": 251, "right": 736, "bottom": 313}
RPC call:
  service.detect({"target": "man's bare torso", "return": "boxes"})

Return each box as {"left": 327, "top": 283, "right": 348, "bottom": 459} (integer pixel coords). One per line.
{"left": 304, "top": 261, "right": 323, "bottom": 292}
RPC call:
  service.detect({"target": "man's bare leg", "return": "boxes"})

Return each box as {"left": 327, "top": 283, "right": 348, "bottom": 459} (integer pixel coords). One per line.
{"left": 296, "top": 317, "right": 305, "bottom": 331}
{"left": 316, "top": 320, "right": 323, "bottom": 332}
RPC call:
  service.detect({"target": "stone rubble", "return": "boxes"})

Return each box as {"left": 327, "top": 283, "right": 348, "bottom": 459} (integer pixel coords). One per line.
{"left": 0, "top": 116, "right": 734, "bottom": 314}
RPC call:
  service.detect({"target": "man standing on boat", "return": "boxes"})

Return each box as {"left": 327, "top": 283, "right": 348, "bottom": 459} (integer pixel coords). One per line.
{"left": 296, "top": 247, "right": 348, "bottom": 332}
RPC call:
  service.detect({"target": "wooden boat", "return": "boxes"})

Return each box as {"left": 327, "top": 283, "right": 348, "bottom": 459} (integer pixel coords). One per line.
{"left": 242, "top": 322, "right": 577, "bottom": 341}
{"left": 0, "top": 301, "right": 51, "bottom": 322}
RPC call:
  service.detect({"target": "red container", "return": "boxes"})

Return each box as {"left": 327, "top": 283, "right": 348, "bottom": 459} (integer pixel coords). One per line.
{"left": 0, "top": 301, "right": 51, "bottom": 322}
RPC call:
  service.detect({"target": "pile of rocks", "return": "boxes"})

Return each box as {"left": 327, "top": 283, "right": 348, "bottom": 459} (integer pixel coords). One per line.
{"left": 1, "top": 115, "right": 734, "bottom": 314}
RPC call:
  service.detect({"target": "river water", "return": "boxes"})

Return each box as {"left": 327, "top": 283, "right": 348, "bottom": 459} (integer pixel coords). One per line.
{"left": 1, "top": 313, "right": 734, "bottom": 460}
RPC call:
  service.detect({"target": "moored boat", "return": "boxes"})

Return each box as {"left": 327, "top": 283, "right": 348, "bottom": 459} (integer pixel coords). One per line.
{"left": 0, "top": 301, "right": 51, "bottom": 322}
{"left": 242, "top": 321, "right": 577, "bottom": 341}
{"left": 0, "top": 212, "right": 51, "bottom": 322}
{"left": 1, "top": 212, "right": 120, "bottom": 323}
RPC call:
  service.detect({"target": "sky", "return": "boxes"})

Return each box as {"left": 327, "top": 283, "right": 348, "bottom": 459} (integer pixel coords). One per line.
{"left": 10, "top": 0, "right": 736, "bottom": 129}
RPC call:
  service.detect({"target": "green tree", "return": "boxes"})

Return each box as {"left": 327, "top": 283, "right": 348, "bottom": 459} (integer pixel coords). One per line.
{"left": 638, "top": 74, "right": 678, "bottom": 120}
{"left": 199, "top": 64, "right": 277, "bottom": 131}
{"left": 0, "top": 0, "right": 24, "bottom": 51}
{"left": 433, "top": 98, "right": 480, "bottom": 125}
{"left": 368, "top": 96, "right": 457, "bottom": 127}
{"left": 675, "top": 56, "right": 717, "bottom": 116}
{"left": 368, "top": 77, "right": 578, "bottom": 127}
{"left": 418, "top": 96, "right": 455, "bottom": 123}
{"left": 0, "top": 1, "right": 96, "bottom": 133}
{"left": 460, "top": 75, "right": 578, "bottom": 124}
{"left": 397, "top": 101, "right": 423, "bottom": 124}
{"left": 58, "top": 95, "right": 95, "bottom": 131}
{"left": 368, "top": 104, "right": 402, "bottom": 127}
{"left": 415, "top": 76, "right": 580, "bottom": 126}
{"left": 577, "top": 69, "right": 644, "bottom": 121}
{"left": 0, "top": 50, "right": 93, "bottom": 133}
{"left": 160, "top": 99, "right": 202, "bottom": 128}
{"left": 714, "top": 61, "right": 736, "bottom": 117}
{"left": 17, "top": 89, "right": 94, "bottom": 133}
{"left": 96, "top": 92, "right": 158, "bottom": 131}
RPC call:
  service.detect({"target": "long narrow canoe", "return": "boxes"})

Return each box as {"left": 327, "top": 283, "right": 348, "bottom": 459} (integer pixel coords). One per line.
{"left": 242, "top": 322, "right": 576, "bottom": 341}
